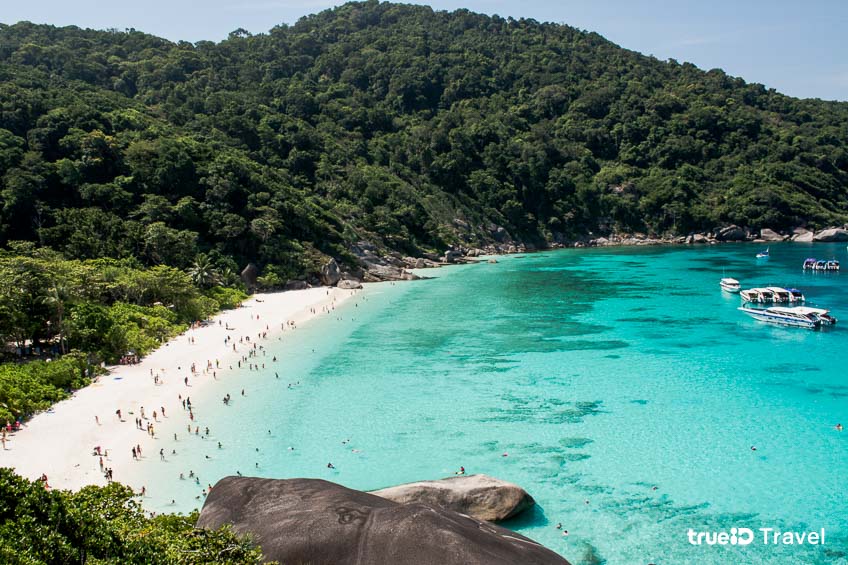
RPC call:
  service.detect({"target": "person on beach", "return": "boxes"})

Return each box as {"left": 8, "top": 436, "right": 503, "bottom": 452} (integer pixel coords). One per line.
{"left": 455, "top": 466, "right": 465, "bottom": 475}
{"left": 160, "top": 449, "right": 165, "bottom": 461}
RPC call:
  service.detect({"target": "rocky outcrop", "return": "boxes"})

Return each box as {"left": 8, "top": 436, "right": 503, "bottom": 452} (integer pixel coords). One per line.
{"left": 488, "top": 224, "right": 513, "bottom": 243}
{"left": 240, "top": 263, "right": 259, "bottom": 290}
{"left": 686, "top": 233, "right": 709, "bottom": 244}
{"left": 351, "top": 241, "right": 421, "bottom": 282}
{"left": 715, "top": 225, "right": 748, "bottom": 241}
{"left": 197, "top": 477, "right": 569, "bottom": 565}
{"left": 320, "top": 258, "right": 341, "bottom": 286}
{"left": 444, "top": 249, "right": 463, "bottom": 263}
{"left": 793, "top": 231, "right": 814, "bottom": 242}
{"left": 337, "top": 279, "right": 363, "bottom": 290}
{"left": 284, "top": 280, "right": 309, "bottom": 291}
{"left": 487, "top": 258, "right": 498, "bottom": 264}
{"left": 813, "top": 228, "right": 848, "bottom": 242}
{"left": 759, "top": 228, "right": 785, "bottom": 241}
{"left": 370, "top": 474, "right": 534, "bottom": 523}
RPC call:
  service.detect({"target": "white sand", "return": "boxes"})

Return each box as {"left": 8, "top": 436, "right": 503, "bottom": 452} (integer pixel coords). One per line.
{"left": 0, "top": 286, "right": 357, "bottom": 491}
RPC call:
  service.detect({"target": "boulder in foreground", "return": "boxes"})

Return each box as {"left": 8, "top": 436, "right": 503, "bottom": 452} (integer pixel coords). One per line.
{"left": 370, "top": 474, "right": 534, "bottom": 522}
{"left": 197, "top": 477, "right": 569, "bottom": 565}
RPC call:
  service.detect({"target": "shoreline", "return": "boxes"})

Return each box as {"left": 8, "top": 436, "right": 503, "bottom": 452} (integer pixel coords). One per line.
{"left": 0, "top": 286, "right": 359, "bottom": 492}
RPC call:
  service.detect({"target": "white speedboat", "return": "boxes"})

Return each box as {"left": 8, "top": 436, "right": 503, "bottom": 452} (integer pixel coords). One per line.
{"left": 765, "top": 287, "right": 791, "bottom": 303}
{"left": 740, "top": 288, "right": 774, "bottom": 303}
{"left": 720, "top": 278, "right": 740, "bottom": 293}
{"left": 787, "top": 288, "right": 806, "bottom": 302}
{"left": 756, "top": 247, "right": 770, "bottom": 259}
{"left": 793, "top": 306, "right": 837, "bottom": 325}
{"left": 804, "top": 258, "right": 840, "bottom": 271}
{"left": 738, "top": 306, "right": 825, "bottom": 329}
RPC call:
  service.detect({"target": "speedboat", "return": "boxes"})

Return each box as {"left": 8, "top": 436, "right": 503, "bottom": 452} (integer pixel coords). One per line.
{"left": 738, "top": 306, "right": 823, "bottom": 329}
{"left": 756, "top": 247, "right": 769, "bottom": 259}
{"left": 803, "top": 258, "right": 817, "bottom": 270}
{"left": 740, "top": 288, "right": 774, "bottom": 303}
{"left": 826, "top": 260, "right": 840, "bottom": 271}
{"left": 787, "top": 288, "right": 806, "bottom": 302}
{"left": 766, "top": 287, "right": 791, "bottom": 303}
{"left": 720, "top": 278, "right": 740, "bottom": 293}
{"left": 792, "top": 306, "right": 837, "bottom": 325}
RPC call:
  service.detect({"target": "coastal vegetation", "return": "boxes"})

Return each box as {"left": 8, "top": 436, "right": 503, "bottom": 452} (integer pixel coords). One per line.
{"left": 0, "top": 246, "right": 246, "bottom": 422}
{"left": 0, "top": 469, "right": 266, "bottom": 564}
{"left": 0, "top": 0, "right": 846, "bottom": 282}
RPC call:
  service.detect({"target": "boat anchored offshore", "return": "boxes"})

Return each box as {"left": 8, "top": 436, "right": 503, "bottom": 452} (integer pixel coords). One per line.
{"left": 738, "top": 306, "right": 837, "bottom": 329}
{"left": 740, "top": 287, "right": 805, "bottom": 304}
{"left": 756, "top": 247, "right": 770, "bottom": 259}
{"left": 765, "top": 287, "right": 791, "bottom": 303}
{"left": 740, "top": 288, "right": 774, "bottom": 303}
{"left": 787, "top": 288, "right": 806, "bottom": 302}
{"left": 803, "top": 258, "right": 840, "bottom": 271}
{"left": 720, "top": 278, "right": 741, "bottom": 293}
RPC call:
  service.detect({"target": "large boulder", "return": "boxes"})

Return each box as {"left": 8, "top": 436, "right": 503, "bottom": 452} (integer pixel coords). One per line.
{"left": 793, "top": 231, "right": 814, "bottom": 242}
{"left": 759, "top": 228, "right": 785, "bottom": 242}
{"left": 284, "top": 280, "right": 309, "bottom": 291}
{"left": 337, "top": 279, "right": 363, "bottom": 290}
{"left": 197, "top": 477, "right": 568, "bottom": 565}
{"left": 320, "top": 258, "right": 341, "bottom": 286}
{"left": 444, "top": 249, "right": 463, "bottom": 263}
{"left": 240, "top": 263, "right": 260, "bottom": 289}
{"left": 813, "top": 228, "right": 848, "bottom": 242}
{"left": 370, "top": 474, "right": 534, "bottom": 523}
{"left": 715, "top": 225, "right": 748, "bottom": 241}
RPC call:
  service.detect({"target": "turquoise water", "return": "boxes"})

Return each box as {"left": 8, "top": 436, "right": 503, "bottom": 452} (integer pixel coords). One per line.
{"left": 139, "top": 244, "right": 848, "bottom": 564}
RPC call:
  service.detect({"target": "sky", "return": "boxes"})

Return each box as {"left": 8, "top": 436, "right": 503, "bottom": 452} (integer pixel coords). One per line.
{"left": 2, "top": 0, "right": 847, "bottom": 101}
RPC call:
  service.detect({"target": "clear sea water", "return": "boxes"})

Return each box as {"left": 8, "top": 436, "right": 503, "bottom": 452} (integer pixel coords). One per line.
{"left": 138, "top": 243, "right": 848, "bottom": 564}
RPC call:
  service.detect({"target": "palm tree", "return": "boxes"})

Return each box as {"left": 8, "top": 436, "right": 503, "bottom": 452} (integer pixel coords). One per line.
{"left": 39, "top": 284, "right": 68, "bottom": 354}
{"left": 187, "top": 253, "right": 220, "bottom": 288}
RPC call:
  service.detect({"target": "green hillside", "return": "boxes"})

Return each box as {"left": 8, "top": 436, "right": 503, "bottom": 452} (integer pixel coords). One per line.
{"left": 1, "top": 0, "right": 847, "bottom": 279}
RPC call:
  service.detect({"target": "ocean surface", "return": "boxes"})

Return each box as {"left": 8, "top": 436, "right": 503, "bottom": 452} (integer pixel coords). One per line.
{"left": 137, "top": 243, "right": 848, "bottom": 564}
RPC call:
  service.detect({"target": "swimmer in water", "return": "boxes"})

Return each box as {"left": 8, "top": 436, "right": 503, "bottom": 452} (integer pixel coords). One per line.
{"left": 837, "top": 423, "right": 844, "bottom": 431}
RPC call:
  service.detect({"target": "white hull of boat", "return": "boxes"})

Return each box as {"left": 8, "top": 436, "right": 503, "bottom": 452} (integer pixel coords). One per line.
{"left": 738, "top": 307, "right": 820, "bottom": 329}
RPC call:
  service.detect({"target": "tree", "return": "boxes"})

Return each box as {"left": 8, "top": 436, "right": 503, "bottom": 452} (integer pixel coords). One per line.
{"left": 38, "top": 282, "right": 69, "bottom": 354}
{"left": 187, "top": 253, "right": 220, "bottom": 288}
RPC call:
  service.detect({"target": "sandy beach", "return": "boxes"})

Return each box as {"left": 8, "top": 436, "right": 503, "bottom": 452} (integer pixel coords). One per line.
{"left": 0, "top": 286, "right": 358, "bottom": 492}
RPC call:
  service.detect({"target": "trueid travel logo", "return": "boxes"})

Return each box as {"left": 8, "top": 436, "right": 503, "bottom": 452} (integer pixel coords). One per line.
{"left": 687, "top": 527, "right": 826, "bottom": 546}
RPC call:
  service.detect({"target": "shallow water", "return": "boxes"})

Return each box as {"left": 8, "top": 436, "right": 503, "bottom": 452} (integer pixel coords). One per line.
{"left": 138, "top": 243, "right": 848, "bottom": 564}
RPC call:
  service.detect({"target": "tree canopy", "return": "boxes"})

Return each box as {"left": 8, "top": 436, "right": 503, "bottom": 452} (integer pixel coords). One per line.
{"left": 0, "top": 469, "right": 267, "bottom": 564}
{"left": 0, "top": 0, "right": 845, "bottom": 278}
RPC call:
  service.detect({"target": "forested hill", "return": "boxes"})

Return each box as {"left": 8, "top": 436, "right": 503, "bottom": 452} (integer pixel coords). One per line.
{"left": 1, "top": 0, "right": 848, "bottom": 279}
